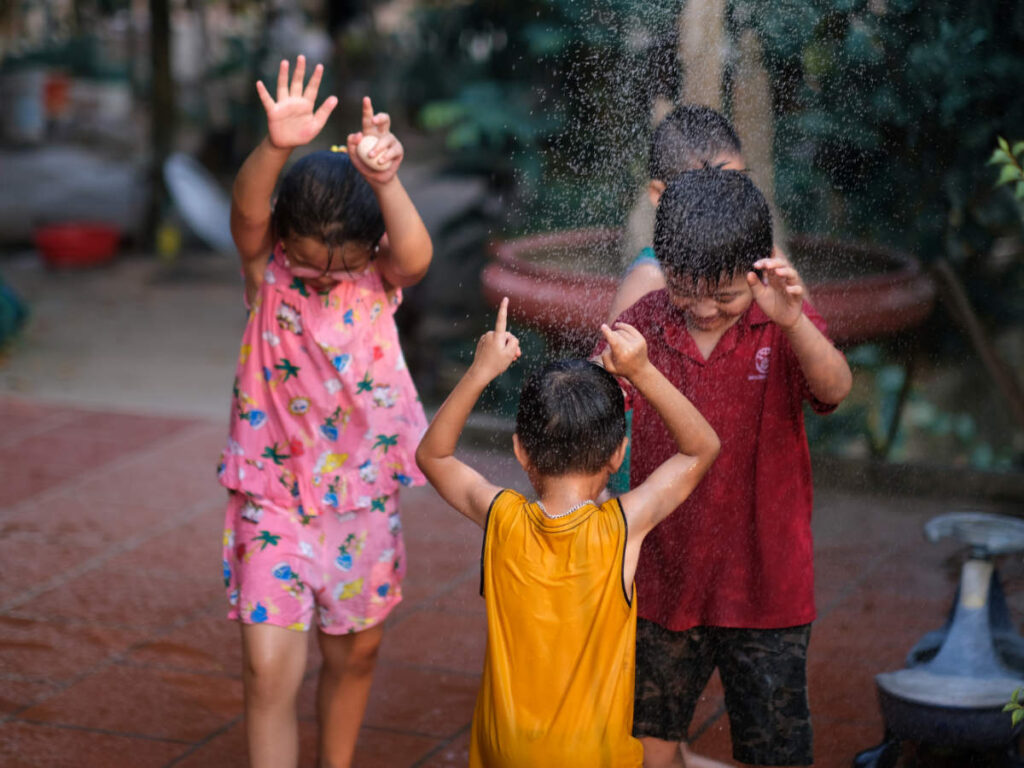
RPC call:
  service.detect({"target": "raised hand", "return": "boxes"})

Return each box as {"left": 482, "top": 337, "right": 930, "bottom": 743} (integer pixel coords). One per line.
{"left": 470, "top": 298, "right": 522, "bottom": 382}
{"left": 346, "top": 97, "right": 404, "bottom": 185}
{"left": 747, "top": 257, "right": 804, "bottom": 330}
{"left": 256, "top": 56, "right": 338, "bottom": 149}
{"left": 600, "top": 322, "right": 649, "bottom": 380}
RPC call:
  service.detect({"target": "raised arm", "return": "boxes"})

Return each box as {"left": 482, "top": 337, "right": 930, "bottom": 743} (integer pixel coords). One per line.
{"left": 231, "top": 57, "right": 337, "bottom": 297}
{"left": 606, "top": 262, "right": 666, "bottom": 324}
{"left": 748, "top": 257, "right": 851, "bottom": 404}
{"left": 345, "top": 98, "right": 432, "bottom": 288}
{"left": 416, "top": 299, "right": 521, "bottom": 527}
{"left": 606, "top": 324, "right": 720, "bottom": 536}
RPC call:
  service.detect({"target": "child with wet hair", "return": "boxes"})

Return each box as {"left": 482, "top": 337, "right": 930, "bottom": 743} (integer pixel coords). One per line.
{"left": 218, "top": 56, "right": 431, "bottom": 768}
{"left": 416, "top": 298, "right": 720, "bottom": 768}
{"left": 605, "top": 168, "right": 851, "bottom": 768}
{"left": 611, "top": 104, "right": 746, "bottom": 323}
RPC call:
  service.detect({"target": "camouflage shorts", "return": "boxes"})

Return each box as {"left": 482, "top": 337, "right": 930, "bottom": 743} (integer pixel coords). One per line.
{"left": 633, "top": 619, "right": 813, "bottom": 766}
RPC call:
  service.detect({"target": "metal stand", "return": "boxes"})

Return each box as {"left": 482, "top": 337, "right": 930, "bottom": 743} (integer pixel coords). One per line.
{"left": 854, "top": 513, "right": 1024, "bottom": 767}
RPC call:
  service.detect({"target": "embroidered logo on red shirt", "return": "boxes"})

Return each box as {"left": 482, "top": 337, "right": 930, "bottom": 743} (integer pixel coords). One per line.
{"left": 749, "top": 346, "right": 771, "bottom": 380}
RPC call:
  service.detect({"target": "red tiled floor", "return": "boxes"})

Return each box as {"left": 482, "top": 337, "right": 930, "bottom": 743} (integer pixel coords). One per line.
{"left": 0, "top": 490, "right": 180, "bottom": 548}
{"left": 19, "top": 665, "right": 243, "bottom": 742}
{"left": 0, "top": 678, "right": 60, "bottom": 716}
{"left": 123, "top": 612, "right": 242, "bottom": 676}
{"left": 416, "top": 727, "right": 472, "bottom": 767}
{"left": 430, "top": 574, "right": 487, "bottom": 615}
{"left": 103, "top": 512, "right": 222, "bottom": 576}
{"left": 14, "top": 562, "right": 222, "bottom": 631}
{"left": 0, "top": 615, "right": 145, "bottom": 683}
{"left": 381, "top": 609, "right": 487, "bottom": 674}
{"left": 0, "top": 720, "right": 187, "bottom": 768}
{"left": 2, "top": 398, "right": 1022, "bottom": 766}
{"left": 0, "top": 464, "right": 59, "bottom": 508}
{"left": 362, "top": 663, "right": 478, "bottom": 739}
{"left": 0, "top": 398, "right": 71, "bottom": 444}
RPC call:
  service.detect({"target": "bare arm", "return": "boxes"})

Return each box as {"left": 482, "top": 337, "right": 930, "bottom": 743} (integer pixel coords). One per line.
{"left": 748, "top": 257, "right": 852, "bottom": 404}
{"left": 231, "top": 57, "right": 337, "bottom": 299}
{"left": 606, "top": 262, "right": 665, "bottom": 324}
{"left": 604, "top": 324, "right": 720, "bottom": 536}
{"left": 416, "top": 299, "right": 521, "bottom": 527}
{"left": 345, "top": 98, "right": 432, "bottom": 288}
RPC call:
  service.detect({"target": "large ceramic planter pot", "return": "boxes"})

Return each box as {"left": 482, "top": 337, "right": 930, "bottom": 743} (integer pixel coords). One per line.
{"left": 481, "top": 228, "right": 936, "bottom": 347}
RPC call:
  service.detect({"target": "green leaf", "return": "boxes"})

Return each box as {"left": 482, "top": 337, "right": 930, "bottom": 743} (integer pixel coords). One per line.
{"left": 988, "top": 148, "right": 1013, "bottom": 165}
{"left": 419, "top": 101, "right": 467, "bottom": 131}
{"left": 1013, "top": 686, "right": 1021, "bottom": 705}
{"left": 1015, "top": 180, "right": 1024, "bottom": 200}
{"left": 1005, "top": 702, "right": 1017, "bottom": 712}
{"left": 1013, "top": 142, "right": 1024, "bottom": 159}
{"left": 996, "top": 163, "right": 1022, "bottom": 187}
{"left": 1013, "top": 708, "right": 1024, "bottom": 727}
{"left": 998, "top": 136, "right": 1011, "bottom": 153}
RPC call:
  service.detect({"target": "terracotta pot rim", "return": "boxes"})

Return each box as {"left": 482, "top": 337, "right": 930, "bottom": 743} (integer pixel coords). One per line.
{"left": 491, "top": 228, "right": 926, "bottom": 289}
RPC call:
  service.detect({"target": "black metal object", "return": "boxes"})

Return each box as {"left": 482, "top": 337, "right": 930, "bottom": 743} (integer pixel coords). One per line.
{"left": 854, "top": 513, "right": 1024, "bottom": 767}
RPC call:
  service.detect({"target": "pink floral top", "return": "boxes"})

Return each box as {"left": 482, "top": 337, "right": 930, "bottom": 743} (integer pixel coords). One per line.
{"left": 218, "top": 250, "right": 427, "bottom": 514}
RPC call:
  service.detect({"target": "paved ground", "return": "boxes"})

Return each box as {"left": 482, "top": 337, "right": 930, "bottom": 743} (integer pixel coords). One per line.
{"left": 1, "top": 394, "right": 1020, "bottom": 767}
{"left": 2, "top": 253, "right": 1022, "bottom": 766}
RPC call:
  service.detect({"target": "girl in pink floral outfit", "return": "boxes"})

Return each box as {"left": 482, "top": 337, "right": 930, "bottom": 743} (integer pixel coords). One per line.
{"left": 218, "top": 56, "right": 431, "bottom": 768}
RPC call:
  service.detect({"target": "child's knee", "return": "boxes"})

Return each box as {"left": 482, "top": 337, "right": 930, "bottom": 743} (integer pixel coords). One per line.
{"left": 243, "top": 635, "right": 306, "bottom": 703}
{"left": 321, "top": 627, "right": 383, "bottom": 678}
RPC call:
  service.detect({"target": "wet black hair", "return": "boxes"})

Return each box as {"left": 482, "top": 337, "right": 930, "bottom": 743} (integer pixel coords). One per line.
{"left": 654, "top": 168, "right": 772, "bottom": 287}
{"left": 515, "top": 360, "right": 626, "bottom": 477}
{"left": 271, "top": 150, "right": 385, "bottom": 253}
{"left": 649, "top": 105, "right": 742, "bottom": 182}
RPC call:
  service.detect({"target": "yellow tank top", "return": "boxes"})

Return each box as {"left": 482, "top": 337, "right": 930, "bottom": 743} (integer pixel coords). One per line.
{"left": 469, "top": 489, "right": 643, "bottom": 768}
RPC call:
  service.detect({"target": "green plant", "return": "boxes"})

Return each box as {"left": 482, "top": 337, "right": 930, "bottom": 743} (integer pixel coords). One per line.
{"left": 990, "top": 136, "right": 1024, "bottom": 207}
{"left": 1004, "top": 687, "right": 1024, "bottom": 728}
{"left": 385, "top": 0, "right": 680, "bottom": 230}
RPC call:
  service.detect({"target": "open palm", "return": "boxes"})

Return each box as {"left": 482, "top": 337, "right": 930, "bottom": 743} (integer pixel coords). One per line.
{"left": 256, "top": 56, "right": 337, "bottom": 149}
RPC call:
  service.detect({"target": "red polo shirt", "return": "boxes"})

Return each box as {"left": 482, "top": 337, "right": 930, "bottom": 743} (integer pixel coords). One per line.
{"left": 616, "top": 290, "right": 837, "bottom": 631}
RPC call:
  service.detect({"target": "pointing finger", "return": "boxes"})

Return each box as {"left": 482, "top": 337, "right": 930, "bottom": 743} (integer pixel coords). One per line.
{"left": 495, "top": 297, "right": 508, "bottom": 335}
{"left": 362, "top": 96, "right": 375, "bottom": 134}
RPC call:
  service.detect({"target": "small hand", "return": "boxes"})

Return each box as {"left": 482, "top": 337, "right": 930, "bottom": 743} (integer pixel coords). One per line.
{"left": 747, "top": 257, "right": 804, "bottom": 329}
{"left": 600, "top": 322, "right": 649, "bottom": 380}
{"left": 471, "top": 298, "right": 521, "bottom": 381}
{"left": 346, "top": 97, "right": 404, "bottom": 185}
{"left": 256, "top": 56, "right": 338, "bottom": 149}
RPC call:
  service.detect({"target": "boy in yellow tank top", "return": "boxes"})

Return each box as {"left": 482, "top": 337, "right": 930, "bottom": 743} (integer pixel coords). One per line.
{"left": 416, "top": 298, "right": 720, "bottom": 768}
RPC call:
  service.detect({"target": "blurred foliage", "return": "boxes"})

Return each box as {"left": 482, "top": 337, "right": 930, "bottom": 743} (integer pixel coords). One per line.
{"left": 389, "top": 1, "right": 1024, "bottom": 263}
{"left": 736, "top": 0, "right": 1024, "bottom": 321}
{"left": 805, "top": 342, "right": 1019, "bottom": 471}
{"left": 990, "top": 136, "right": 1024, "bottom": 219}
{"left": 386, "top": 0, "right": 681, "bottom": 230}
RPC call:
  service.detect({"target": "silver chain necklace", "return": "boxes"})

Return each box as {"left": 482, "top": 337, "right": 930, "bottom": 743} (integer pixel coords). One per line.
{"left": 536, "top": 499, "right": 596, "bottom": 520}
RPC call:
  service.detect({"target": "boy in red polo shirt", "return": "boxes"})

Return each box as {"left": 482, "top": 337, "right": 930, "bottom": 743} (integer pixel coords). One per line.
{"left": 610, "top": 168, "right": 852, "bottom": 767}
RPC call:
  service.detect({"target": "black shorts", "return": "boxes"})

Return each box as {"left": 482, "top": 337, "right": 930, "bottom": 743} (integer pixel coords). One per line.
{"left": 633, "top": 619, "right": 813, "bottom": 766}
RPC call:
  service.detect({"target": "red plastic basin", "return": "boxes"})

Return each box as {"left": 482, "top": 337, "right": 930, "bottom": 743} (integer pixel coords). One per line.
{"left": 34, "top": 222, "right": 120, "bottom": 268}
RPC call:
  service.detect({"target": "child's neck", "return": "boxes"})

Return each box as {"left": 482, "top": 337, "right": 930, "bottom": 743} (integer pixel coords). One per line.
{"left": 533, "top": 473, "right": 607, "bottom": 516}
{"left": 686, "top": 316, "right": 742, "bottom": 360}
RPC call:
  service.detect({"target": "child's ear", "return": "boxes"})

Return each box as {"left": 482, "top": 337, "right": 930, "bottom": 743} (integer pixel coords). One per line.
{"left": 512, "top": 434, "right": 530, "bottom": 472}
{"left": 608, "top": 436, "right": 628, "bottom": 473}
{"left": 647, "top": 180, "right": 666, "bottom": 208}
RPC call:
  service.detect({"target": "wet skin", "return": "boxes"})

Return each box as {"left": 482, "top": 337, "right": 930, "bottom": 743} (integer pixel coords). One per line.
{"left": 664, "top": 271, "right": 755, "bottom": 355}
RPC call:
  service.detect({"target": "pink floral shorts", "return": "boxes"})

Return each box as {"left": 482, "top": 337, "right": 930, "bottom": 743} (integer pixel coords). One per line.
{"left": 222, "top": 490, "right": 405, "bottom": 634}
